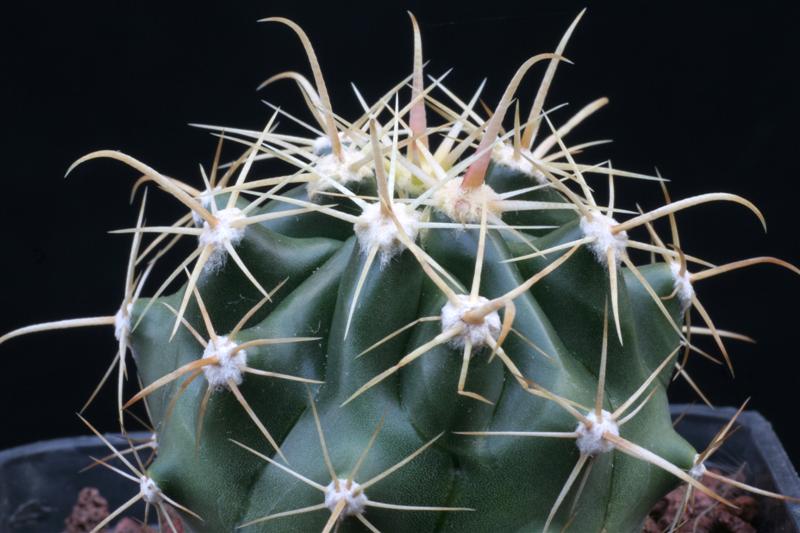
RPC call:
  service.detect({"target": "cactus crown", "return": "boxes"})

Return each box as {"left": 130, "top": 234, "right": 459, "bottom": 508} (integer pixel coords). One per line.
{"left": 3, "top": 9, "right": 800, "bottom": 533}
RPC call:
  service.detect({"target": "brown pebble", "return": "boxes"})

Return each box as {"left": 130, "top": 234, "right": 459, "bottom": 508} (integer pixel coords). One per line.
{"left": 64, "top": 487, "right": 109, "bottom": 533}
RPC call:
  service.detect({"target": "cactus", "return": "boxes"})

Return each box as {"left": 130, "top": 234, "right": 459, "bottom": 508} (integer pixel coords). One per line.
{"left": 3, "top": 10, "right": 800, "bottom": 533}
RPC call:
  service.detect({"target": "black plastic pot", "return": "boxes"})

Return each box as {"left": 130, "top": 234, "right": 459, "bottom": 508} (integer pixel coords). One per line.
{"left": 670, "top": 404, "right": 800, "bottom": 532}
{"left": 0, "top": 407, "right": 798, "bottom": 532}
{"left": 0, "top": 432, "right": 151, "bottom": 532}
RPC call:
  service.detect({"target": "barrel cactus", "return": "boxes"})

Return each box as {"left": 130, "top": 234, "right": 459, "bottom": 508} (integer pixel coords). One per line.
{"left": 3, "top": 10, "right": 799, "bottom": 533}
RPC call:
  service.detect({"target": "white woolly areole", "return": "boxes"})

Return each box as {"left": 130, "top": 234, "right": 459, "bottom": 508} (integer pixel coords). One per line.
{"left": 114, "top": 303, "right": 133, "bottom": 341}
{"left": 139, "top": 476, "right": 162, "bottom": 504}
{"left": 308, "top": 146, "right": 371, "bottom": 198}
{"left": 440, "top": 295, "right": 501, "bottom": 348}
{"left": 198, "top": 207, "right": 247, "bottom": 272}
{"left": 324, "top": 479, "right": 368, "bottom": 517}
{"left": 192, "top": 186, "right": 222, "bottom": 226}
{"left": 670, "top": 261, "right": 695, "bottom": 311}
{"left": 689, "top": 457, "right": 707, "bottom": 479}
{"left": 579, "top": 212, "right": 628, "bottom": 266}
{"left": 201, "top": 335, "right": 246, "bottom": 391}
{"left": 575, "top": 410, "right": 619, "bottom": 456}
{"left": 433, "top": 177, "right": 500, "bottom": 224}
{"left": 353, "top": 202, "right": 420, "bottom": 266}
{"left": 492, "top": 143, "right": 547, "bottom": 184}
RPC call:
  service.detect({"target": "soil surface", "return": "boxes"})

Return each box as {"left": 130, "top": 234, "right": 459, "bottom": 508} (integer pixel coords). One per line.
{"left": 63, "top": 488, "right": 109, "bottom": 533}
{"left": 64, "top": 487, "right": 181, "bottom": 533}
{"left": 65, "top": 477, "right": 759, "bottom": 533}
{"left": 644, "top": 469, "right": 758, "bottom": 532}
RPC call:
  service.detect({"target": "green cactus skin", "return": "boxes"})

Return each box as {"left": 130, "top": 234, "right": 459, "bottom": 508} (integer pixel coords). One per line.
{"left": 125, "top": 152, "right": 697, "bottom": 531}
{"left": 4, "top": 9, "right": 797, "bottom": 533}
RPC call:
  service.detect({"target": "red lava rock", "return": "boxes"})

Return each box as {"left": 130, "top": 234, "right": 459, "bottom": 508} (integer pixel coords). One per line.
{"left": 646, "top": 469, "right": 759, "bottom": 532}
{"left": 64, "top": 487, "right": 183, "bottom": 533}
{"left": 112, "top": 517, "right": 155, "bottom": 533}
{"left": 160, "top": 506, "right": 185, "bottom": 533}
{"left": 732, "top": 495, "right": 759, "bottom": 522}
{"left": 642, "top": 515, "right": 660, "bottom": 533}
{"left": 64, "top": 487, "right": 109, "bottom": 533}
{"left": 716, "top": 511, "right": 757, "bottom": 533}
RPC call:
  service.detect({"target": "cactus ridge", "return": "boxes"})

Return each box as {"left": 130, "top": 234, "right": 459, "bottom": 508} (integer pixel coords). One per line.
{"left": 3, "top": 9, "right": 800, "bottom": 533}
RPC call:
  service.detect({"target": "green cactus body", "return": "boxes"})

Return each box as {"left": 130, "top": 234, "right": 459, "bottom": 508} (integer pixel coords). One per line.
{"left": 126, "top": 150, "right": 696, "bottom": 531}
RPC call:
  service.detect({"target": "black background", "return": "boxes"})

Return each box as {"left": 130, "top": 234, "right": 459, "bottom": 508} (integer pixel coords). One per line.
{"left": 1, "top": 2, "right": 798, "bottom": 466}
